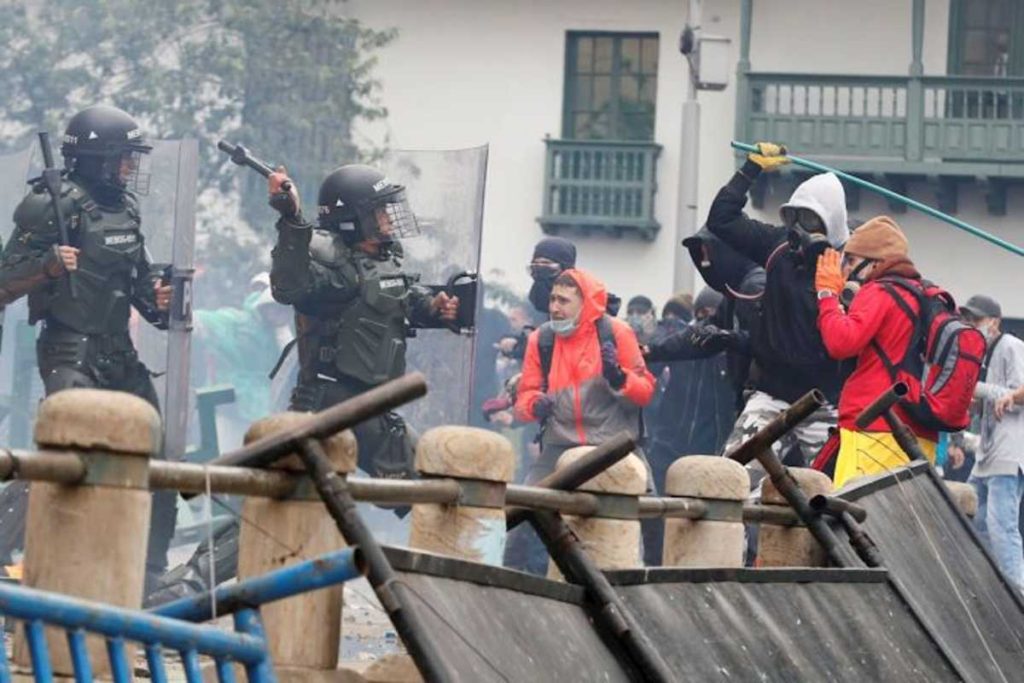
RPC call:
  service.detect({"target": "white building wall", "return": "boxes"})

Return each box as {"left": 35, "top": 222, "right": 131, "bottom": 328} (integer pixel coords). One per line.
{"left": 350, "top": 0, "right": 1024, "bottom": 316}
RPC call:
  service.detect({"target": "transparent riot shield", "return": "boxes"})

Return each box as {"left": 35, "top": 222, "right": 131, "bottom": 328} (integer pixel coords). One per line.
{"left": 0, "top": 148, "right": 40, "bottom": 449}
{"left": 132, "top": 139, "right": 198, "bottom": 463}
{"left": 382, "top": 145, "right": 488, "bottom": 432}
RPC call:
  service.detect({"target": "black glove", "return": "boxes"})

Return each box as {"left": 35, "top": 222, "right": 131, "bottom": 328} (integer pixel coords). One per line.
{"left": 601, "top": 342, "right": 627, "bottom": 390}
{"left": 691, "top": 324, "right": 733, "bottom": 354}
{"left": 532, "top": 395, "right": 554, "bottom": 420}
{"left": 269, "top": 192, "right": 299, "bottom": 218}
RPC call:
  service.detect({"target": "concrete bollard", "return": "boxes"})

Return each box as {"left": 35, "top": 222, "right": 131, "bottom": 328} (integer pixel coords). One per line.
{"left": 236, "top": 413, "right": 357, "bottom": 675}
{"left": 945, "top": 481, "right": 978, "bottom": 518}
{"left": 758, "top": 467, "right": 833, "bottom": 567}
{"left": 14, "top": 389, "right": 160, "bottom": 675}
{"left": 547, "top": 446, "right": 647, "bottom": 579}
{"left": 409, "top": 426, "right": 515, "bottom": 564}
{"left": 663, "top": 456, "right": 749, "bottom": 567}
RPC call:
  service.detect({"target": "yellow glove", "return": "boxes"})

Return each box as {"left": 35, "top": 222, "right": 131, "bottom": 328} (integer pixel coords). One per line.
{"left": 815, "top": 248, "right": 846, "bottom": 295}
{"left": 748, "top": 141, "right": 790, "bottom": 172}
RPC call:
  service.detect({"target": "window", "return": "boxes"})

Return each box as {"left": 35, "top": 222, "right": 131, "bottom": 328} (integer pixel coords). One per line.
{"left": 948, "top": 0, "right": 1023, "bottom": 76}
{"left": 562, "top": 32, "right": 659, "bottom": 141}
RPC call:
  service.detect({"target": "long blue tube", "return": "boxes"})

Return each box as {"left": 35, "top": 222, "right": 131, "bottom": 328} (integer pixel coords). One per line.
{"left": 731, "top": 140, "right": 1024, "bottom": 258}
{"left": 0, "top": 583, "right": 265, "bottom": 664}
{"left": 152, "top": 548, "right": 364, "bottom": 623}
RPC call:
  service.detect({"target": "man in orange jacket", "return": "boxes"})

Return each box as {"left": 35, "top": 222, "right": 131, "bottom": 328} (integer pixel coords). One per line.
{"left": 505, "top": 268, "right": 655, "bottom": 573}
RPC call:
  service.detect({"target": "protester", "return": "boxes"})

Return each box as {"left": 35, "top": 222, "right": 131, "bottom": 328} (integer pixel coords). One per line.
{"left": 527, "top": 237, "right": 577, "bottom": 314}
{"left": 504, "top": 268, "right": 655, "bottom": 574}
{"left": 957, "top": 294, "right": 1024, "bottom": 593}
{"left": 706, "top": 142, "right": 849, "bottom": 469}
{"left": 815, "top": 217, "right": 975, "bottom": 486}
{"left": 626, "top": 295, "right": 658, "bottom": 345}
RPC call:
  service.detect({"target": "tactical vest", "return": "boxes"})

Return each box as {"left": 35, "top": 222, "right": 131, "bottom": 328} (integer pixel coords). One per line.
{"left": 296, "top": 231, "right": 413, "bottom": 387}
{"left": 28, "top": 180, "right": 146, "bottom": 335}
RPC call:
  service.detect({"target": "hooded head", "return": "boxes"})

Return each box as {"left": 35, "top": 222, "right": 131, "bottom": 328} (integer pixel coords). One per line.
{"left": 528, "top": 236, "right": 578, "bottom": 313}
{"left": 684, "top": 227, "right": 760, "bottom": 298}
{"left": 548, "top": 268, "right": 607, "bottom": 337}
{"left": 780, "top": 172, "right": 849, "bottom": 248}
{"left": 842, "top": 215, "right": 919, "bottom": 285}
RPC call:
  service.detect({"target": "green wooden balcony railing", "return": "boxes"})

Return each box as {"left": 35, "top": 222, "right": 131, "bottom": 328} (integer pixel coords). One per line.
{"left": 538, "top": 139, "right": 662, "bottom": 241}
{"left": 739, "top": 72, "right": 1024, "bottom": 176}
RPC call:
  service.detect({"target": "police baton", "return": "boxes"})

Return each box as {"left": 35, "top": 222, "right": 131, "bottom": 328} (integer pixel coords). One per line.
{"left": 37, "top": 131, "right": 77, "bottom": 298}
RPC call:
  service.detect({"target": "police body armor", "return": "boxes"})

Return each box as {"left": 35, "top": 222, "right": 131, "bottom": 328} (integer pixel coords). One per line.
{"left": 20, "top": 179, "right": 149, "bottom": 335}
{"left": 297, "top": 230, "right": 413, "bottom": 387}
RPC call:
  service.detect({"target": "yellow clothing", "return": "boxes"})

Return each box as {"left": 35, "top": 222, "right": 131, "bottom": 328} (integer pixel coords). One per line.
{"left": 834, "top": 428, "right": 937, "bottom": 488}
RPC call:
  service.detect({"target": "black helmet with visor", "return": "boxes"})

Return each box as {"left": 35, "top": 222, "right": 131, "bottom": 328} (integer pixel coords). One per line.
{"left": 61, "top": 105, "right": 152, "bottom": 195}
{"left": 317, "top": 164, "right": 419, "bottom": 247}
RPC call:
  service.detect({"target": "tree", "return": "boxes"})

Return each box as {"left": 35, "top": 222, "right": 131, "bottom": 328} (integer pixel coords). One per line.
{"left": 0, "top": 0, "right": 394, "bottom": 308}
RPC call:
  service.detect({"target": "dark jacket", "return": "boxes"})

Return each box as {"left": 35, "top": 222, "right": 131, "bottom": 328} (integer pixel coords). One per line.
{"left": 706, "top": 161, "right": 851, "bottom": 405}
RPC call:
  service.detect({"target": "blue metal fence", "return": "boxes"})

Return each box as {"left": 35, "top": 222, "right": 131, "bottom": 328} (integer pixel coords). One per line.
{"left": 0, "top": 548, "right": 363, "bottom": 683}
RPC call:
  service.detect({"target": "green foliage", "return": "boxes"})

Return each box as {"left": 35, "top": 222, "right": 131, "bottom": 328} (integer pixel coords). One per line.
{"left": 0, "top": 0, "right": 394, "bottom": 308}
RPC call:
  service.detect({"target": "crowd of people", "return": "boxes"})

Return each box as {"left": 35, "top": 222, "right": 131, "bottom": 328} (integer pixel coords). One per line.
{"left": 476, "top": 142, "right": 1024, "bottom": 592}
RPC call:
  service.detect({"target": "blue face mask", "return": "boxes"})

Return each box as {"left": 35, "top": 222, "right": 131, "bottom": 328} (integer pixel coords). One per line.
{"left": 550, "top": 311, "right": 580, "bottom": 337}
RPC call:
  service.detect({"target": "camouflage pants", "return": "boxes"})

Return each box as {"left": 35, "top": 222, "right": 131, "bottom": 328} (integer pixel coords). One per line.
{"left": 721, "top": 390, "right": 838, "bottom": 477}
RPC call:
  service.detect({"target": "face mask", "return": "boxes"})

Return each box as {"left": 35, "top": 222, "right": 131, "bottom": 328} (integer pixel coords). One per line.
{"left": 627, "top": 313, "right": 656, "bottom": 339}
{"left": 982, "top": 322, "right": 1000, "bottom": 343}
{"left": 550, "top": 311, "right": 580, "bottom": 337}
{"left": 528, "top": 270, "right": 560, "bottom": 313}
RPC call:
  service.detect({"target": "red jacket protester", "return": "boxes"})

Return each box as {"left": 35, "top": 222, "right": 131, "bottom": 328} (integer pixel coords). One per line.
{"left": 817, "top": 268, "right": 937, "bottom": 441}
{"left": 515, "top": 269, "right": 655, "bottom": 447}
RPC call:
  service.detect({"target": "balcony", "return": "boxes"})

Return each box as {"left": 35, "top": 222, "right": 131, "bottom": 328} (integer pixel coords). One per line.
{"left": 737, "top": 73, "right": 1024, "bottom": 213}
{"left": 538, "top": 139, "right": 662, "bottom": 241}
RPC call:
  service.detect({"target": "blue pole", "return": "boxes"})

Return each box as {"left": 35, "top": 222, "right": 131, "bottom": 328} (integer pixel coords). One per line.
{"left": 0, "top": 584, "right": 265, "bottom": 664}
{"left": 66, "top": 629, "right": 92, "bottom": 683}
{"left": 152, "top": 548, "right": 364, "bottom": 623}
{"left": 731, "top": 140, "right": 1024, "bottom": 258}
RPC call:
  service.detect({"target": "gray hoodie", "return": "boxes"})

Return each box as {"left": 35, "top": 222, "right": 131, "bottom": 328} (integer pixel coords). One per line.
{"left": 779, "top": 172, "right": 850, "bottom": 248}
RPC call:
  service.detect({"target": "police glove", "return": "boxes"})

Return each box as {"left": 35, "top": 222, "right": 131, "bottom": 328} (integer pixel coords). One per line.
{"left": 748, "top": 142, "right": 790, "bottom": 172}
{"left": 268, "top": 167, "right": 300, "bottom": 218}
{"left": 601, "top": 341, "right": 627, "bottom": 390}
{"left": 532, "top": 394, "right": 554, "bottom": 420}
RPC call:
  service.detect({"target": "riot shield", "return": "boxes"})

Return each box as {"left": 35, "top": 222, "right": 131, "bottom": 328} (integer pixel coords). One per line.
{"left": 382, "top": 146, "right": 487, "bottom": 432}
{"left": 132, "top": 139, "right": 199, "bottom": 463}
{"left": 0, "top": 148, "right": 41, "bottom": 448}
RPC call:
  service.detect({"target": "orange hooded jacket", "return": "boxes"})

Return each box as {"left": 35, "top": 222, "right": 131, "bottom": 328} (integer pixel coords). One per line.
{"left": 515, "top": 269, "right": 655, "bottom": 447}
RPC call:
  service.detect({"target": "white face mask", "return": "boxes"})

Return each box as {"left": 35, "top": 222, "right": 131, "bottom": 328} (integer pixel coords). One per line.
{"left": 982, "top": 321, "right": 1001, "bottom": 343}
{"left": 550, "top": 311, "right": 580, "bottom": 337}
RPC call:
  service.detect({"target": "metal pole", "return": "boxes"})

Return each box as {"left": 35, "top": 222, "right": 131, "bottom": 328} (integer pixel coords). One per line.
{"left": 726, "top": 389, "right": 828, "bottom": 465}
{"left": 209, "top": 373, "right": 427, "bottom": 470}
{"left": 527, "top": 510, "right": 677, "bottom": 683}
{"left": 673, "top": 0, "right": 702, "bottom": 294}
{"left": 730, "top": 141, "right": 1024, "bottom": 258}
{"left": 854, "top": 382, "right": 909, "bottom": 430}
{"left": 506, "top": 432, "right": 635, "bottom": 530}
{"left": 295, "top": 438, "right": 457, "bottom": 683}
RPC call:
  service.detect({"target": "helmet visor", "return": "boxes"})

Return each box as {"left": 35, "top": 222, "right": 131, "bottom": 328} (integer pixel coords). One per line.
{"left": 367, "top": 189, "right": 419, "bottom": 242}
{"left": 119, "top": 149, "right": 151, "bottom": 195}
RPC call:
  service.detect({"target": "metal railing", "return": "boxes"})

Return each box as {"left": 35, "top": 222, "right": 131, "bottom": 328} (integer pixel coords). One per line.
{"left": 0, "top": 548, "right": 362, "bottom": 683}
{"left": 539, "top": 138, "right": 662, "bottom": 241}
{"left": 740, "top": 72, "right": 1024, "bottom": 168}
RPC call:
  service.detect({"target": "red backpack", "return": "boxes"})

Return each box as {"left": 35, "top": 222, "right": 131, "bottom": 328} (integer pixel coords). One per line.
{"left": 871, "top": 276, "right": 985, "bottom": 432}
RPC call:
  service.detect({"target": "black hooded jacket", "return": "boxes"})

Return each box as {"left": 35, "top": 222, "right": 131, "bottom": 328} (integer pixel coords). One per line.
{"left": 706, "top": 161, "right": 851, "bottom": 405}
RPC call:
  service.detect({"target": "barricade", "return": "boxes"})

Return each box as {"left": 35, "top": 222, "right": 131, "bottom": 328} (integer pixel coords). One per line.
{"left": 546, "top": 446, "right": 647, "bottom": 578}
{"left": 409, "top": 426, "right": 515, "bottom": 564}
{"left": 14, "top": 389, "right": 160, "bottom": 675}
{"left": 662, "top": 456, "right": 749, "bottom": 567}
{"left": 235, "top": 412, "right": 357, "bottom": 676}
{"left": 758, "top": 467, "right": 834, "bottom": 567}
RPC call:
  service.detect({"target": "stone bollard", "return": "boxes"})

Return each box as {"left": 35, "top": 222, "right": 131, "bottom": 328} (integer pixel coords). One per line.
{"left": 409, "top": 426, "right": 515, "bottom": 564}
{"left": 662, "top": 456, "right": 749, "bottom": 567}
{"left": 945, "top": 481, "right": 978, "bottom": 518}
{"left": 547, "top": 447, "right": 647, "bottom": 579}
{"left": 14, "top": 389, "right": 160, "bottom": 675}
{"left": 236, "top": 413, "right": 357, "bottom": 676}
{"left": 758, "top": 467, "right": 833, "bottom": 567}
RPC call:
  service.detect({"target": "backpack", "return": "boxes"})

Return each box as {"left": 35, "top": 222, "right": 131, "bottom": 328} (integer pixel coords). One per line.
{"left": 870, "top": 276, "right": 985, "bottom": 433}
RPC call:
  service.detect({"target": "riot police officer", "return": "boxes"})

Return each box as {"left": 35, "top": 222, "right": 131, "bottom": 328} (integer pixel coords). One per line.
{"left": 267, "top": 163, "right": 459, "bottom": 477}
{"left": 0, "top": 104, "right": 176, "bottom": 589}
